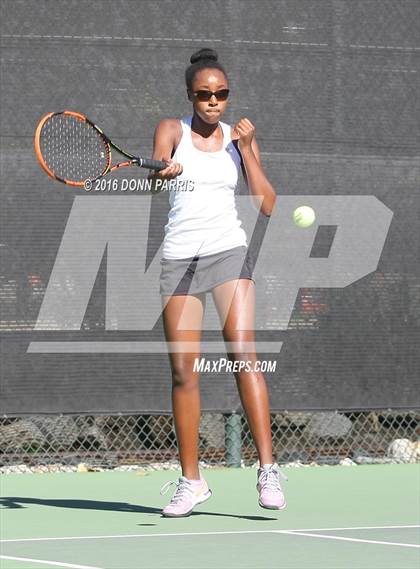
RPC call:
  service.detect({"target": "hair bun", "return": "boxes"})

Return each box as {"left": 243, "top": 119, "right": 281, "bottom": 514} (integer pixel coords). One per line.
{"left": 190, "top": 48, "right": 218, "bottom": 64}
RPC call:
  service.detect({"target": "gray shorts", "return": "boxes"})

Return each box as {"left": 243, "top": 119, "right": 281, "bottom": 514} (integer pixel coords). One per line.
{"left": 160, "top": 245, "right": 255, "bottom": 296}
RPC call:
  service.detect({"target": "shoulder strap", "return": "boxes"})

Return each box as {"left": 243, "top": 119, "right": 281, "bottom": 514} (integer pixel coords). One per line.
{"left": 172, "top": 117, "right": 191, "bottom": 157}
{"left": 182, "top": 116, "right": 192, "bottom": 134}
{"left": 219, "top": 120, "right": 232, "bottom": 146}
{"left": 231, "top": 138, "right": 247, "bottom": 184}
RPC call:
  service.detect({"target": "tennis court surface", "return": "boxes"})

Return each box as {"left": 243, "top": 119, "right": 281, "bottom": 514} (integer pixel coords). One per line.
{"left": 1, "top": 464, "right": 419, "bottom": 569}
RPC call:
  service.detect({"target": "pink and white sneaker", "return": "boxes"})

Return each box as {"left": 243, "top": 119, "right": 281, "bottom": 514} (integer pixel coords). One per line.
{"left": 257, "top": 463, "right": 288, "bottom": 510}
{"left": 160, "top": 476, "right": 212, "bottom": 517}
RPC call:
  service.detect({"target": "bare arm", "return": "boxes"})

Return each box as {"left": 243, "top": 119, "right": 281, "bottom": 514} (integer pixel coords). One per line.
{"left": 233, "top": 118, "right": 276, "bottom": 216}
{"left": 149, "top": 119, "right": 183, "bottom": 191}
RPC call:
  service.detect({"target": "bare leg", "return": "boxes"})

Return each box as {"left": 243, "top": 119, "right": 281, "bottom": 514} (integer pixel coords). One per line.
{"left": 162, "top": 293, "right": 206, "bottom": 479}
{"left": 212, "top": 280, "right": 274, "bottom": 465}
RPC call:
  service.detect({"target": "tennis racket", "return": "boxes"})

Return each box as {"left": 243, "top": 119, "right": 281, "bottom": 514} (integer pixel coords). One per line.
{"left": 34, "top": 110, "right": 167, "bottom": 187}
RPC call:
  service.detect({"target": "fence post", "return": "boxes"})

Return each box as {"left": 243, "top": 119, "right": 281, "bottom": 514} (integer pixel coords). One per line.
{"left": 224, "top": 413, "right": 242, "bottom": 467}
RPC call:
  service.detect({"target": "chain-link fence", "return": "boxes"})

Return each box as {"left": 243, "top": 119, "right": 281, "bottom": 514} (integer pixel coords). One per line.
{"left": 1, "top": 410, "right": 419, "bottom": 472}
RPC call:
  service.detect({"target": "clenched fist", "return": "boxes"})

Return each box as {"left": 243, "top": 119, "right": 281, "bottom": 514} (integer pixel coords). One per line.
{"left": 232, "top": 118, "right": 255, "bottom": 150}
{"left": 151, "top": 158, "right": 183, "bottom": 180}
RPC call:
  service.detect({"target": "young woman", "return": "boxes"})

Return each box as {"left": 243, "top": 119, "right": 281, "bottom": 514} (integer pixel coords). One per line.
{"left": 151, "top": 48, "right": 287, "bottom": 517}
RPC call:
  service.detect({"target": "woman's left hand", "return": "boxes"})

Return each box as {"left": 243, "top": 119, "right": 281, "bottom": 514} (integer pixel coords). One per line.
{"left": 233, "top": 118, "right": 255, "bottom": 150}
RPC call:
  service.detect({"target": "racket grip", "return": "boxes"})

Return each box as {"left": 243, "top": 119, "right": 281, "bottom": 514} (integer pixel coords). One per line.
{"left": 139, "top": 158, "right": 167, "bottom": 171}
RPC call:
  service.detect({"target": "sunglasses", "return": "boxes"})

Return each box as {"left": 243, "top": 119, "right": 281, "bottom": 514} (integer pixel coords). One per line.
{"left": 192, "top": 89, "right": 230, "bottom": 102}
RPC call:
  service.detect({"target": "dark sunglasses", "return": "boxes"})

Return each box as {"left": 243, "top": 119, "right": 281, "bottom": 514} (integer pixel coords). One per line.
{"left": 192, "top": 89, "right": 230, "bottom": 102}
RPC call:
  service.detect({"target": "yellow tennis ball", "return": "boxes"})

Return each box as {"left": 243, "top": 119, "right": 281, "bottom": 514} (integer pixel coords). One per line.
{"left": 293, "top": 206, "right": 316, "bottom": 228}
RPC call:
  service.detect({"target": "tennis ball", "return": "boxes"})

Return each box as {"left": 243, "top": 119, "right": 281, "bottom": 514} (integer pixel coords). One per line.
{"left": 293, "top": 206, "right": 316, "bottom": 228}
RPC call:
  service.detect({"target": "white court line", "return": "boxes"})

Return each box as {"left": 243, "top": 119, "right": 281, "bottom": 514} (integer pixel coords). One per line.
{"left": 0, "top": 555, "right": 103, "bottom": 569}
{"left": 1, "top": 525, "right": 418, "bottom": 543}
{"left": 278, "top": 531, "right": 420, "bottom": 549}
{"left": 286, "top": 524, "right": 420, "bottom": 532}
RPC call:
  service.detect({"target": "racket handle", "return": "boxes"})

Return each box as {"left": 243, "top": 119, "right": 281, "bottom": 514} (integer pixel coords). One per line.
{"left": 139, "top": 158, "right": 167, "bottom": 171}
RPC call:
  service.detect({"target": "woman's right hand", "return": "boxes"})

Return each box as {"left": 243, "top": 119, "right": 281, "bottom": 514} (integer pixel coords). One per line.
{"left": 150, "top": 158, "right": 183, "bottom": 180}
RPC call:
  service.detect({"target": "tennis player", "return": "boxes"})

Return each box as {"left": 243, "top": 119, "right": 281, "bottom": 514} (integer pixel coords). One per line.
{"left": 151, "top": 48, "right": 287, "bottom": 517}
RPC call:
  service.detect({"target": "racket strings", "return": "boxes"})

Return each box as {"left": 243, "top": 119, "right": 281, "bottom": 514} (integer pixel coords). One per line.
{"left": 39, "top": 114, "right": 109, "bottom": 183}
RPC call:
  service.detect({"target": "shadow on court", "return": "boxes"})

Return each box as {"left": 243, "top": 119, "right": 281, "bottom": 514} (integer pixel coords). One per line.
{"left": 0, "top": 497, "right": 276, "bottom": 521}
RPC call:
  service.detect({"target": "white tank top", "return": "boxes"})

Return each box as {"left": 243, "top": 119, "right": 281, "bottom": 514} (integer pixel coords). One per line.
{"left": 162, "top": 116, "right": 248, "bottom": 259}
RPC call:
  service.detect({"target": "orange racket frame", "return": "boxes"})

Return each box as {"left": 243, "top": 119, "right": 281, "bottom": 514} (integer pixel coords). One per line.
{"left": 34, "top": 110, "right": 166, "bottom": 187}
